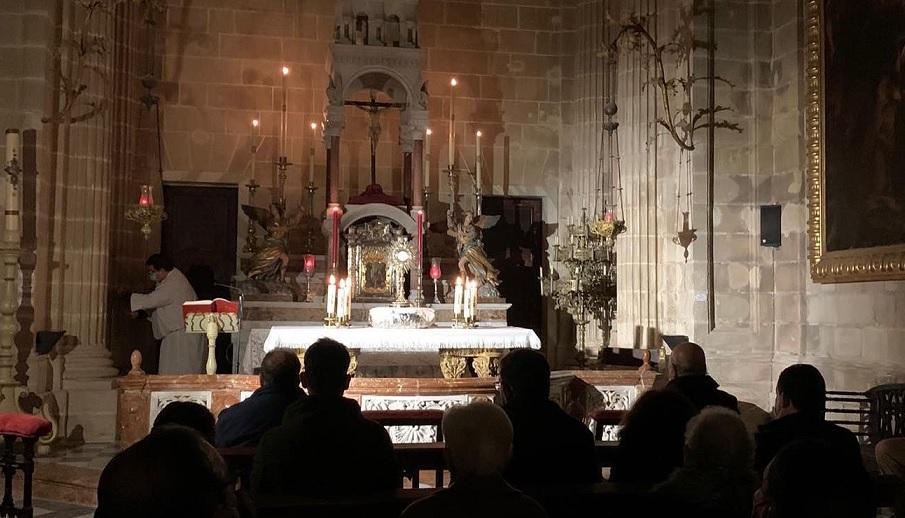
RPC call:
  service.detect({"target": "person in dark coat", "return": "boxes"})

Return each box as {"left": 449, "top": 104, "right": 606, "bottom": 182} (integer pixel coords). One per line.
{"left": 753, "top": 364, "right": 864, "bottom": 476}
{"left": 499, "top": 349, "right": 601, "bottom": 487}
{"left": 250, "top": 338, "right": 399, "bottom": 498}
{"left": 653, "top": 407, "right": 758, "bottom": 518}
{"left": 610, "top": 389, "right": 696, "bottom": 486}
{"left": 401, "top": 402, "right": 547, "bottom": 518}
{"left": 664, "top": 342, "right": 739, "bottom": 413}
{"left": 215, "top": 349, "right": 305, "bottom": 447}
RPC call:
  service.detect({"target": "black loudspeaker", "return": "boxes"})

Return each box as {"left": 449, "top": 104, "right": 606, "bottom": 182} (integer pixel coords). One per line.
{"left": 760, "top": 204, "right": 782, "bottom": 247}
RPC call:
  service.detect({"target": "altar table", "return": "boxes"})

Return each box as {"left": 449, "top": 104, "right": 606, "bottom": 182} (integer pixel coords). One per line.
{"left": 243, "top": 325, "right": 541, "bottom": 378}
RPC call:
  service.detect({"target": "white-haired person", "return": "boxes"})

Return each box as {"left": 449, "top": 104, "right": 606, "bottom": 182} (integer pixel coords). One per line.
{"left": 401, "top": 401, "right": 547, "bottom": 518}
{"left": 652, "top": 406, "right": 758, "bottom": 518}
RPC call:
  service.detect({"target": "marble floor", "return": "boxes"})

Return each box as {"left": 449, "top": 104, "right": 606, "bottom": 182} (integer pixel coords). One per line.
{"left": 32, "top": 499, "right": 94, "bottom": 517}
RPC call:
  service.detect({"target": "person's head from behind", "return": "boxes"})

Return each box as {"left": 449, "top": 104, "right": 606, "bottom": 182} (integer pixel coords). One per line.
{"left": 153, "top": 401, "right": 215, "bottom": 444}
{"left": 96, "top": 426, "right": 236, "bottom": 518}
{"left": 442, "top": 401, "right": 513, "bottom": 479}
{"left": 499, "top": 349, "right": 550, "bottom": 403}
{"left": 684, "top": 406, "right": 752, "bottom": 472}
{"left": 668, "top": 341, "right": 708, "bottom": 380}
{"left": 260, "top": 349, "right": 302, "bottom": 393}
{"left": 774, "top": 364, "right": 826, "bottom": 419}
{"left": 301, "top": 338, "right": 351, "bottom": 397}
{"left": 760, "top": 440, "right": 871, "bottom": 518}
{"left": 146, "top": 253, "right": 174, "bottom": 283}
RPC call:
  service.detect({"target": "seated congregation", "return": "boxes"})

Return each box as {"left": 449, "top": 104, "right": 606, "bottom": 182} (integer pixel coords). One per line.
{"left": 95, "top": 340, "right": 888, "bottom": 518}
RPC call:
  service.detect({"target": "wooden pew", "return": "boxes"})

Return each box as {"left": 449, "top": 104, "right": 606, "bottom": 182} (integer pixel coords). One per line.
{"left": 220, "top": 441, "right": 619, "bottom": 491}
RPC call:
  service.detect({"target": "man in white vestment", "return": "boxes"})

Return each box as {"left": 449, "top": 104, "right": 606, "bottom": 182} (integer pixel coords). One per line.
{"left": 130, "top": 254, "right": 205, "bottom": 374}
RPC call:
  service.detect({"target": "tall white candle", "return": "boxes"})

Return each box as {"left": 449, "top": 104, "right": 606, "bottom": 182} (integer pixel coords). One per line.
{"left": 326, "top": 274, "right": 337, "bottom": 317}
{"left": 424, "top": 129, "right": 431, "bottom": 189}
{"left": 5, "top": 129, "right": 18, "bottom": 166}
{"left": 337, "top": 278, "right": 347, "bottom": 319}
{"left": 251, "top": 119, "right": 259, "bottom": 181}
{"left": 453, "top": 276, "right": 463, "bottom": 317}
{"left": 448, "top": 78, "right": 457, "bottom": 168}
{"left": 280, "top": 66, "right": 289, "bottom": 157}
{"left": 5, "top": 129, "right": 19, "bottom": 237}
{"left": 475, "top": 130, "right": 482, "bottom": 192}
{"left": 309, "top": 122, "right": 317, "bottom": 185}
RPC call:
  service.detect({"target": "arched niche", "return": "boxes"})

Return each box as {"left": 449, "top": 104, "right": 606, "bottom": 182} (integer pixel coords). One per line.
{"left": 323, "top": 203, "right": 417, "bottom": 236}
{"left": 342, "top": 68, "right": 411, "bottom": 106}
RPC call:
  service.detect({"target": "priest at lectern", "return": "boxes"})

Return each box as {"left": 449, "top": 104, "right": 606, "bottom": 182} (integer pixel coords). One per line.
{"left": 130, "top": 254, "right": 205, "bottom": 374}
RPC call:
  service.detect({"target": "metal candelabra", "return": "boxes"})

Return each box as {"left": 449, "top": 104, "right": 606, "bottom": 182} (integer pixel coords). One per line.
{"left": 542, "top": 208, "right": 625, "bottom": 366}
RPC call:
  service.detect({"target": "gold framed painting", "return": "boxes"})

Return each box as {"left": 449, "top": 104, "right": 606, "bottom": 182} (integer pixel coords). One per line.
{"left": 806, "top": 0, "right": 905, "bottom": 282}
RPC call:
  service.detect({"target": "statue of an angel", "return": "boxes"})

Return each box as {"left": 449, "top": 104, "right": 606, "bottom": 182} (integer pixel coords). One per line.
{"left": 447, "top": 210, "right": 501, "bottom": 291}
{"left": 242, "top": 203, "right": 301, "bottom": 282}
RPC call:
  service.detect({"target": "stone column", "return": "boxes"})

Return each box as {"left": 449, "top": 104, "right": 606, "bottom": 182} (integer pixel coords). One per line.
{"left": 42, "top": 3, "right": 126, "bottom": 442}
{"left": 412, "top": 140, "right": 423, "bottom": 208}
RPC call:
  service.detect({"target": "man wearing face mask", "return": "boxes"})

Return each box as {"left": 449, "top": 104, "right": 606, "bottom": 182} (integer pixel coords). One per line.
{"left": 130, "top": 254, "right": 205, "bottom": 374}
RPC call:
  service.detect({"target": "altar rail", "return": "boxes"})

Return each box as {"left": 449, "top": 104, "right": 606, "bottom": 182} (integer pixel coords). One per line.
{"left": 113, "top": 367, "right": 657, "bottom": 447}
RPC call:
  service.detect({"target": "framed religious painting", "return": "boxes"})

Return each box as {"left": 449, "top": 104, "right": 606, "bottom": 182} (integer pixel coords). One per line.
{"left": 806, "top": 0, "right": 905, "bottom": 282}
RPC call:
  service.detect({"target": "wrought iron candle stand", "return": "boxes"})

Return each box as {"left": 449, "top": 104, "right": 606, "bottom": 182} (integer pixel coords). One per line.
{"left": 243, "top": 179, "right": 260, "bottom": 253}
{"left": 543, "top": 208, "right": 624, "bottom": 366}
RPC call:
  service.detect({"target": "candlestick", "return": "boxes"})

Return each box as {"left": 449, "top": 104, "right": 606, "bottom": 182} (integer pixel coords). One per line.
{"left": 424, "top": 128, "right": 431, "bottom": 189}
{"left": 280, "top": 66, "right": 289, "bottom": 157}
{"left": 309, "top": 122, "right": 317, "bottom": 185}
{"left": 448, "top": 78, "right": 456, "bottom": 168}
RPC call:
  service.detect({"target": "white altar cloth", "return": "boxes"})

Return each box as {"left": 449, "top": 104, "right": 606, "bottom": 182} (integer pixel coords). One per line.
{"left": 241, "top": 325, "right": 541, "bottom": 373}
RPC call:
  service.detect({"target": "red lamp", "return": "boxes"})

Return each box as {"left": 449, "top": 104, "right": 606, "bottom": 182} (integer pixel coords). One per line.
{"left": 303, "top": 254, "right": 316, "bottom": 274}
{"left": 429, "top": 258, "right": 442, "bottom": 304}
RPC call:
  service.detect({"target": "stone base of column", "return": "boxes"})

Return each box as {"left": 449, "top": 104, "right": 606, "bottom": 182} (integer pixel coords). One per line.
{"left": 60, "top": 344, "right": 119, "bottom": 443}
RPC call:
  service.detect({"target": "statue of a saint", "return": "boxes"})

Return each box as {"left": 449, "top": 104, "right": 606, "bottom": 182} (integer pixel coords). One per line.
{"left": 243, "top": 203, "right": 301, "bottom": 282}
{"left": 447, "top": 210, "right": 500, "bottom": 291}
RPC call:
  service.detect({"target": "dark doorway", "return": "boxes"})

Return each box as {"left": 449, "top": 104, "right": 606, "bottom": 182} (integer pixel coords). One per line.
{"left": 162, "top": 183, "right": 238, "bottom": 284}
{"left": 162, "top": 183, "right": 238, "bottom": 373}
{"left": 480, "top": 196, "right": 543, "bottom": 336}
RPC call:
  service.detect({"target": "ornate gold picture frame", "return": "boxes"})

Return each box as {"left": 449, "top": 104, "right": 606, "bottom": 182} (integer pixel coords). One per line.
{"left": 806, "top": 0, "right": 905, "bottom": 282}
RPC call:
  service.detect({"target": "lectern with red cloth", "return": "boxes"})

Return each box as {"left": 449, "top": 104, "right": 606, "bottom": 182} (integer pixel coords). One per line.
{"left": 183, "top": 298, "right": 239, "bottom": 375}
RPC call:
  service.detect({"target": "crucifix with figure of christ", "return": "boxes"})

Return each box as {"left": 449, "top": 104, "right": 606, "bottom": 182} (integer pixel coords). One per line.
{"left": 345, "top": 91, "right": 406, "bottom": 185}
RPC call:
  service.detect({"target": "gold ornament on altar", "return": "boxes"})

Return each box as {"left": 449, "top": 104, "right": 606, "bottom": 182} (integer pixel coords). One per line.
{"left": 388, "top": 235, "right": 416, "bottom": 306}
{"left": 125, "top": 185, "right": 166, "bottom": 240}
{"left": 242, "top": 203, "right": 302, "bottom": 282}
{"left": 447, "top": 210, "right": 500, "bottom": 296}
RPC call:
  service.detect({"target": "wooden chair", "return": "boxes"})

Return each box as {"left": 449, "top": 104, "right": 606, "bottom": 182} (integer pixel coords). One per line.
{"left": 0, "top": 413, "right": 52, "bottom": 518}
{"left": 588, "top": 408, "right": 627, "bottom": 441}
{"left": 826, "top": 389, "right": 871, "bottom": 442}
{"left": 866, "top": 383, "right": 905, "bottom": 443}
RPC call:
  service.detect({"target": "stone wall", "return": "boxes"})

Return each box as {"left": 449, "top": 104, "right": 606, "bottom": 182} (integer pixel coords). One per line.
{"left": 157, "top": 0, "right": 566, "bottom": 260}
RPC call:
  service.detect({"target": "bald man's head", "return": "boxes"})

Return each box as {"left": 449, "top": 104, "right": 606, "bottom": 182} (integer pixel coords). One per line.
{"left": 669, "top": 342, "right": 707, "bottom": 378}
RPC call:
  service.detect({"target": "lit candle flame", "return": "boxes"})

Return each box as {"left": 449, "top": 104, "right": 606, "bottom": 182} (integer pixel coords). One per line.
{"left": 426, "top": 128, "right": 432, "bottom": 135}
{"left": 310, "top": 122, "right": 317, "bottom": 130}
{"left": 282, "top": 66, "right": 290, "bottom": 76}
{"left": 252, "top": 119, "right": 259, "bottom": 128}
{"left": 450, "top": 78, "right": 457, "bottom": 87}
{"left": 476, "top": 130, "right": 482, "bottom": 137}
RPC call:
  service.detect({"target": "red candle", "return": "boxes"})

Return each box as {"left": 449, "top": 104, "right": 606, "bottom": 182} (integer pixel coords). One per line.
{"left": 138, "top": 185, "right": 153, "bottom": 207}
{"left": 303, "top": 254, "right": 316, "bottom": 274}
{"left": 429, "top": 261, "right": 442, "bottom": 280}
